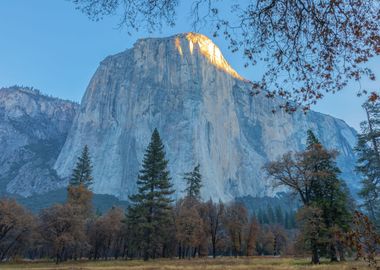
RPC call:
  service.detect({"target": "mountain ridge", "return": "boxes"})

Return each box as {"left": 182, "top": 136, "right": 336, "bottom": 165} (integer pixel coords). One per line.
{"left": 53, "top": 33, "right": 359, "bottom": 201}
{"left": 0, "top": 86, "right": 78, "bottom": 197}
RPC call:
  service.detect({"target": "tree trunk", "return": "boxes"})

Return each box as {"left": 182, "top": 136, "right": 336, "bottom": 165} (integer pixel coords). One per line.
{"left": 178, "top": 243, "right": 182, "bottom": 259}
{"left": 192, "top": 247, "right": 197, "bottom": 258}
{"left": 338, "top": 244, "right": 345, "bottom": 262}
{"left": 312, "top": 249, "right": 319, "bottom": 264}
{"left": 143, "top": 249, "right": 149, "bottom": 261}
{"left": 311, "top": 240, "right": 319, "bottom": 264}
{"left": 212, "top": 238, "right": 216, "bottom": 258}
{"left": 56, "top": 253, "right": 60, "bottom": 264}
{"left": 330, "top": 244, "right": 338, "bottom": 262}
{"left": 182, "top": 245, "right": 186, "bottom": 259}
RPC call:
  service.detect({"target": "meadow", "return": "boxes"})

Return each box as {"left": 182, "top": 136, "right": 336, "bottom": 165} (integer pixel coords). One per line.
{"left": 1, "top": 257, "right": 375, "bottom": 270}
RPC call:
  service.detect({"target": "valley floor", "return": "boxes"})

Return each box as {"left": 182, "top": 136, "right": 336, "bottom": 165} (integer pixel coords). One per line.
{"left": 1, "top": 257, "right": 375, "bottom": 270}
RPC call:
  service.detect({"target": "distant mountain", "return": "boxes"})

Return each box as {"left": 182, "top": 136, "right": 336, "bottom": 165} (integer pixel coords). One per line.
{"left": 0, "top": 86, "right": 78, "bottom": 197}
{"left": 53, "top": 33, "right": 359, "bottom": 201}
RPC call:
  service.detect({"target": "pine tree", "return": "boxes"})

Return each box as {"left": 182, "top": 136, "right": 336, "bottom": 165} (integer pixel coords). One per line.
{"left": 306, "top": 129, "right": 320, "bottom": 150}
{"left": 284, "top": 212, "right": 291, "bottom": 229}
{"left": 67, "top": 145, "right": 93, "bottom": 217}
{"left": 127, "top": 128, "right": 175, "bottom": 260}
{"left": 289, "top": 211, "right": 297, "bottom": 229}
{"left": 267, "top": 205, "right": 275, "bottom": 224}
{"left": 257, "top": 209, "right": 263, "bottom": 224}
{"left": 355, "top": 100, "right": 380, "bottom": 230}
{"left": 262, "top": 209, "right": 269, "bottom": 224}
{"left": 70, "top": 145, "right": 93, "bottom": 188}
{"left": 275, "top": 206, "right": 284, "bottom": 225}
{"left": 305, "top": 130, "right": 351, "bottom": 261}
{"left": 184, "top": 164, "right": 202, "bottom": 200}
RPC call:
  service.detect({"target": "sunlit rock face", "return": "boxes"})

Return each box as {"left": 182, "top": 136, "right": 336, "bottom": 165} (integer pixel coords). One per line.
{"left": 0, "top": 87, "right": 78, "bottom": 196}
{"left": 177, "top": 33, "right": 244, "bottom": 80}
{"left": 54, "top": 33, "right": 358, "bottom": 201}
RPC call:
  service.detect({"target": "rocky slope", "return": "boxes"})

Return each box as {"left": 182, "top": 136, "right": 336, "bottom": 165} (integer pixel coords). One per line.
{"left": 0, "top": 86, "right": 78, "bottom": 197}
{"left": 54, "top": 33, "right": 359, "bottom": 201}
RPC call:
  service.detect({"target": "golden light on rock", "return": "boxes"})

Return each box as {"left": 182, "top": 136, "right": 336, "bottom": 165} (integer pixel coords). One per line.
{"left": 175, "top": 33, "right": 243, "bottom": 80}
{"left": 189, "top": 40, "right": 194, "bottom": 54}
{"left": 175, "top": 37, "right": 183, "bottom": 57}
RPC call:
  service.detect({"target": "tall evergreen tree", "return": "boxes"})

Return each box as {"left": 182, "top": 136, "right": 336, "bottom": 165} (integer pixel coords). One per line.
{"left": 127, "top": 128, "right": 175, "bottom": 260}
{"left": 70, "top": 145, "right": 93, "bottom": 188}
{"left": 275, "top": 206, "right": 284, "bottom": 225}
{"left": 183, "top": 164, "right": 202, "bottom": 200}
{"left": 257, "top": 209, "right": 264, "bottom": 224}
{"left": 267, "top": 205, "right": 276, "bottom": 224}
{"left": 306, "top": 129, "right": 320, "bottom": 150}
{"left": 355, "top": 100, "right": 380, "bottom": 230}
{"left": 284, "top": 212, "right": 291, "bottom": 230}
{"left": 258, "top": 208, "right": 269, "bottom": 224}
{"left": 68, "top": 145, "right": 94, "bottom": 217}
{"left": 305, "top": 130, "right": 351, "bottom": 261}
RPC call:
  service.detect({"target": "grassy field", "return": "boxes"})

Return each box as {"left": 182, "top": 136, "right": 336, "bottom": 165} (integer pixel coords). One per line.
{"left": 0, "top": 257, "right": 375, "bottom": 270}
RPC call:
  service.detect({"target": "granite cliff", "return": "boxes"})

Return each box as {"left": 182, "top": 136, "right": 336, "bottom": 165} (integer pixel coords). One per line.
{"left": 53, "top": 33, "right": 358, "bottom": 201}
{"left": 0, "top": 86, "right": 78, "bottom": 197}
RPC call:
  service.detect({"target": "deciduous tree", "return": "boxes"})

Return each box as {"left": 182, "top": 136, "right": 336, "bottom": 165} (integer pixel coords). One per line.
{"left": 0, "top": 199, "right": 36, "bottom": 261}
{"left": 39, "top": 204, "right": 87, "bottom": 264}
{"left": 246, "top": 217, "right": 260, "bottom": 256}
{"left": 175, "top": 198, "right": 204, "bottom": 259}
{"left": 348, "top": 211, "right": 380, "bottom": 267}
{"left": 265, "top": 130, "right": 351, "bottom": 263}
{"left": 88, "top": 207, "right": 126, "bottom": 260}
{"left": 199, "top": 199, "right": 225, "bottom": 258}
{"left": 223, "top": 202, "right": 248, "bottom": 257}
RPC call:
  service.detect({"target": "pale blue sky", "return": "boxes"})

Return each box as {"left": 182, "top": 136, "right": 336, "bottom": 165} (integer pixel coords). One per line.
{"left": 0, "top": 0, "right": 378, "bottom": 130}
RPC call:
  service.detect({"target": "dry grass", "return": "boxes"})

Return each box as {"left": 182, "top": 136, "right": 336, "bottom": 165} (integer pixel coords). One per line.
{"left": 0, "top": 257, "right": 375, "bottom": 270}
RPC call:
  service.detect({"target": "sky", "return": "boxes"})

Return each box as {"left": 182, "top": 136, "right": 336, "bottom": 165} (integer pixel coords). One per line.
{"left": 0, "top": 0, "right": 379, "bottom": 131}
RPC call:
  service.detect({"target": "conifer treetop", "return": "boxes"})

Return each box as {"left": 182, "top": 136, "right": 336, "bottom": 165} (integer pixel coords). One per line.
{"left": 184, "top": 163, "right": 202, "bottom": 200}
{"left": 306, "top": 130, "right": 321, "bottom": 149}
{"left": 70, "top": 145, "right": 93, "bottom": 188}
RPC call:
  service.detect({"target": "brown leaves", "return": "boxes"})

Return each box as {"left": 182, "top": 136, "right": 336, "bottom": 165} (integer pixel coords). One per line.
{"left": 213, "top": 0, "right": 380, "bottom": 111}
{"left": 175, "top": 198, "right": 205, "bottom": 251}
{"left": 223, "top": 202, "right": 248, "bottom": 256}
{"left": 67, "top": 184, "right": 93, "bottom": 217}
{"left": 73, "top": 0, "right": 179, "bottom": 33}
{"left": 39, "top": 203, "right": 87, "bottom": 263}
{"left": 368, "top": 91, "right": 380, "bottom": 102}
{"left": 0, "top": 199, "right": 36, "bottom": 261}
{"left": 87, "top": 207, "right": 126, "bottom": 260}
{"left": 347, "top": 211, "right": 380, "bottom": 267}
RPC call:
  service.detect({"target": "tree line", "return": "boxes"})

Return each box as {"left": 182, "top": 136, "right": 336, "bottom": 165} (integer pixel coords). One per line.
{"left": 0, "top": 131, "right": 292, "bottom": 263}
{"left": 0, "top": 101, "right": 379, "bottom": 265}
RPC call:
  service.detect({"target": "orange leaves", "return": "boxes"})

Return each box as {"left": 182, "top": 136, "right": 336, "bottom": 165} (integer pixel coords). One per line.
{"left": 348, "top": 211, "right": 380, "bottom": 267}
